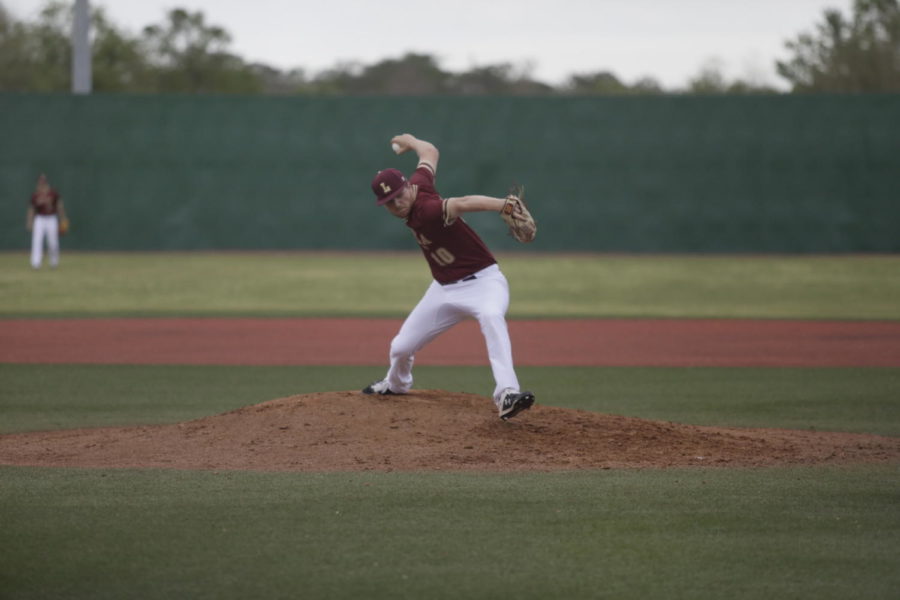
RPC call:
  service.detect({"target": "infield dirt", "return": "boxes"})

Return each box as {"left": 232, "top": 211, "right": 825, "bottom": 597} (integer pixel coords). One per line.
{"left": 2, "top": 390, "right": 898, "bottom": 472}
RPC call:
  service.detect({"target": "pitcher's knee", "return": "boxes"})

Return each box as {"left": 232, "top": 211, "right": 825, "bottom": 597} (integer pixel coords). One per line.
{"left": 478, "top": 312, "right": 508, "bottom": 331}
{"left": 389, "top": 337, "right": 416, "bottom": 362}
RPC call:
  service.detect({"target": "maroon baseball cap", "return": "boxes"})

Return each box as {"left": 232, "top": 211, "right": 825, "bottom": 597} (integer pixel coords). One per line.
{"left": 371, "top": 168, "right": 407, "bottom": 205}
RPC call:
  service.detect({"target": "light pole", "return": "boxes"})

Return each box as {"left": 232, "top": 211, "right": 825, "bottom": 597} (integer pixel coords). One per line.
{"left": 72, "top": 0, "right": 91, "bottom": 94}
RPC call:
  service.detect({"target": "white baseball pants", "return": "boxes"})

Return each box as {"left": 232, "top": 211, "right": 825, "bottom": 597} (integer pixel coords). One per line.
{"left": 31, "top": 215, "right": 60, "bottom": 269}
{"left": 383, "top": 264, "right": 520, "bottom": 404}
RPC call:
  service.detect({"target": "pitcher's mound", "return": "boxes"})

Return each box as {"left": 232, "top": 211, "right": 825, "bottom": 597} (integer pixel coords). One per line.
{"left": 1, "top": 390, "right": 898, "bottom": 472}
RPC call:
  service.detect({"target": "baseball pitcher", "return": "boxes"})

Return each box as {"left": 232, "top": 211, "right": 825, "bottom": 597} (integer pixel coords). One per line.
{"left": 364, "top": 133, "right": 537, "bottom": 420}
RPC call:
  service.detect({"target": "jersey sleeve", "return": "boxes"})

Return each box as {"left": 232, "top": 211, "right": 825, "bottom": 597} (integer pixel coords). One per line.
{"left": 409, "top": 166, "right": 436, "bottom": 193}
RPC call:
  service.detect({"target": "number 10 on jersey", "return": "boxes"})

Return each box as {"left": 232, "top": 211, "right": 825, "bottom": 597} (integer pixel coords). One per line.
{"left": 414, "top": 232, "right": 456, "bottom": 266}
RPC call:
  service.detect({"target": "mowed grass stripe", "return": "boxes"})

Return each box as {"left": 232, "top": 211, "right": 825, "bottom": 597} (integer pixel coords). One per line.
{"left": 1, "top": 465, "right": 898, "bottom": 600}
{"left": 2, "top": 252, "right": 899, "bottom": 319}
{"left": 2, "top": 364, "right": 898, "bottom": 437}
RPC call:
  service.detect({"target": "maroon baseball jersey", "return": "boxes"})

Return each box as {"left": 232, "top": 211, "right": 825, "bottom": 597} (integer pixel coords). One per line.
{"left": 31, "top": 189, "right": 61, "bottom": 215}
{"left": 405, "top": 166, "right": 496, "bottom": 284}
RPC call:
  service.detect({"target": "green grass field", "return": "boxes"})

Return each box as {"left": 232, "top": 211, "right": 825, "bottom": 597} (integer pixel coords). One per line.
{"left": 2, "top": 364, "right": 899, "bottom": 437}
{"left": 2, "top": 364, "right": 899, "bottom": 600}
{"left": 2, "top": 251, "right": 899, "bottom": 318}
{"left": 3, "top": 465, "right": 897, "bottom": 600}
{"left": 1, "top": 252, "right": 898, "bottom": 599}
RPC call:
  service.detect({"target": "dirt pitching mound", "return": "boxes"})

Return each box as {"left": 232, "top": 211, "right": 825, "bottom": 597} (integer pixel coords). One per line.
{"left": 1, "top": 390, "right": 898, "bottom": 472}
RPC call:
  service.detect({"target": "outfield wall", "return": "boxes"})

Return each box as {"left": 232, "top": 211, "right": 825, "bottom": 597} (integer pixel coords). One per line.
{"left": 1, "top": 93, "right": 897, "bottom": 252}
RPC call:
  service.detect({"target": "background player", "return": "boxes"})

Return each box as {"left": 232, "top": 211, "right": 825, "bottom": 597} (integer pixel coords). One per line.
{"left": 364, "top": 133, "right": 535, "bottom": 420}
{"left": 26, "top": 173, "right": 67, "bottom": 270}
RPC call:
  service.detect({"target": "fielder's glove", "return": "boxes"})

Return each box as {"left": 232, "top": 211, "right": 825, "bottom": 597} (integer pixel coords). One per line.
{"left": 500, "top": 183, "right": 536, "bottom": 243}
{"left": 58, "top": 217, "right": 70, "bottom": 236}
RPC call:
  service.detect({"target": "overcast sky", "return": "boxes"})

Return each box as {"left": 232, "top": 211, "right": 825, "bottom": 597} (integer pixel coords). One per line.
{"left": 5, "top": 0, "right": 854, "bottom": 89}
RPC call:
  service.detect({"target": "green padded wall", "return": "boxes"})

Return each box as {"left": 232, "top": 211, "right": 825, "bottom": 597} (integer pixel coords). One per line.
{"left": 2, "top": 93, "right": 898, "bottom": 252}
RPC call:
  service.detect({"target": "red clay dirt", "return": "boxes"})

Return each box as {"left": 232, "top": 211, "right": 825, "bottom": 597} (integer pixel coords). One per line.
{"left": 1, "top": 390, "right": 898, "bottom": 472}
{"left": 1, "top": 318, "right": 899, "bottom": 472}
{"left": 2, "top": 318, "right": 900, "bottom": 366}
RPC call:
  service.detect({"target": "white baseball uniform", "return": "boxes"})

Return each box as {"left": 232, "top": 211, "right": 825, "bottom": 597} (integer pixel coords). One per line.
{"left": 29, "top": 187, "right": 62, "bottom": 269}
{"left": 377, "top": 166, "right": 520, "bottom": 406}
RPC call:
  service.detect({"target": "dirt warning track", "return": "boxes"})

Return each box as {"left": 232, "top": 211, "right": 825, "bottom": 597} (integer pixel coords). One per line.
{"left": 2, "top": 318, "right": 899, "bottom": 367}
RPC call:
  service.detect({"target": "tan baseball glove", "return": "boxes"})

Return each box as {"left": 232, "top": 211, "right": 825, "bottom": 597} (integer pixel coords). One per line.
{"left": 58, "top": 217, "right": 70, "bottom": 236}
{"left": 500, "top": 184, "right": 536, "bottom": 243}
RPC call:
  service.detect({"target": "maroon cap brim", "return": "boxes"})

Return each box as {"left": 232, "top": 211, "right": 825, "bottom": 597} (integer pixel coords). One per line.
{"left": 375, "top": 182, "right": 407, "bottom": 206}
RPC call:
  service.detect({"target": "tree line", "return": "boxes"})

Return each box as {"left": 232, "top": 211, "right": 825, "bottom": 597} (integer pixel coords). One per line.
{"left": 1, "top": 0, "right": 897, "bottom": 94}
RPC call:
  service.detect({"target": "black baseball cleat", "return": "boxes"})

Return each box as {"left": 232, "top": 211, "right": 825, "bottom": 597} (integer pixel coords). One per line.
{"left": 362, "top": 380, "right": 395, "bottom": 395}
{"left": 499, "top": 390, "right": 535, "bottom": 420}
